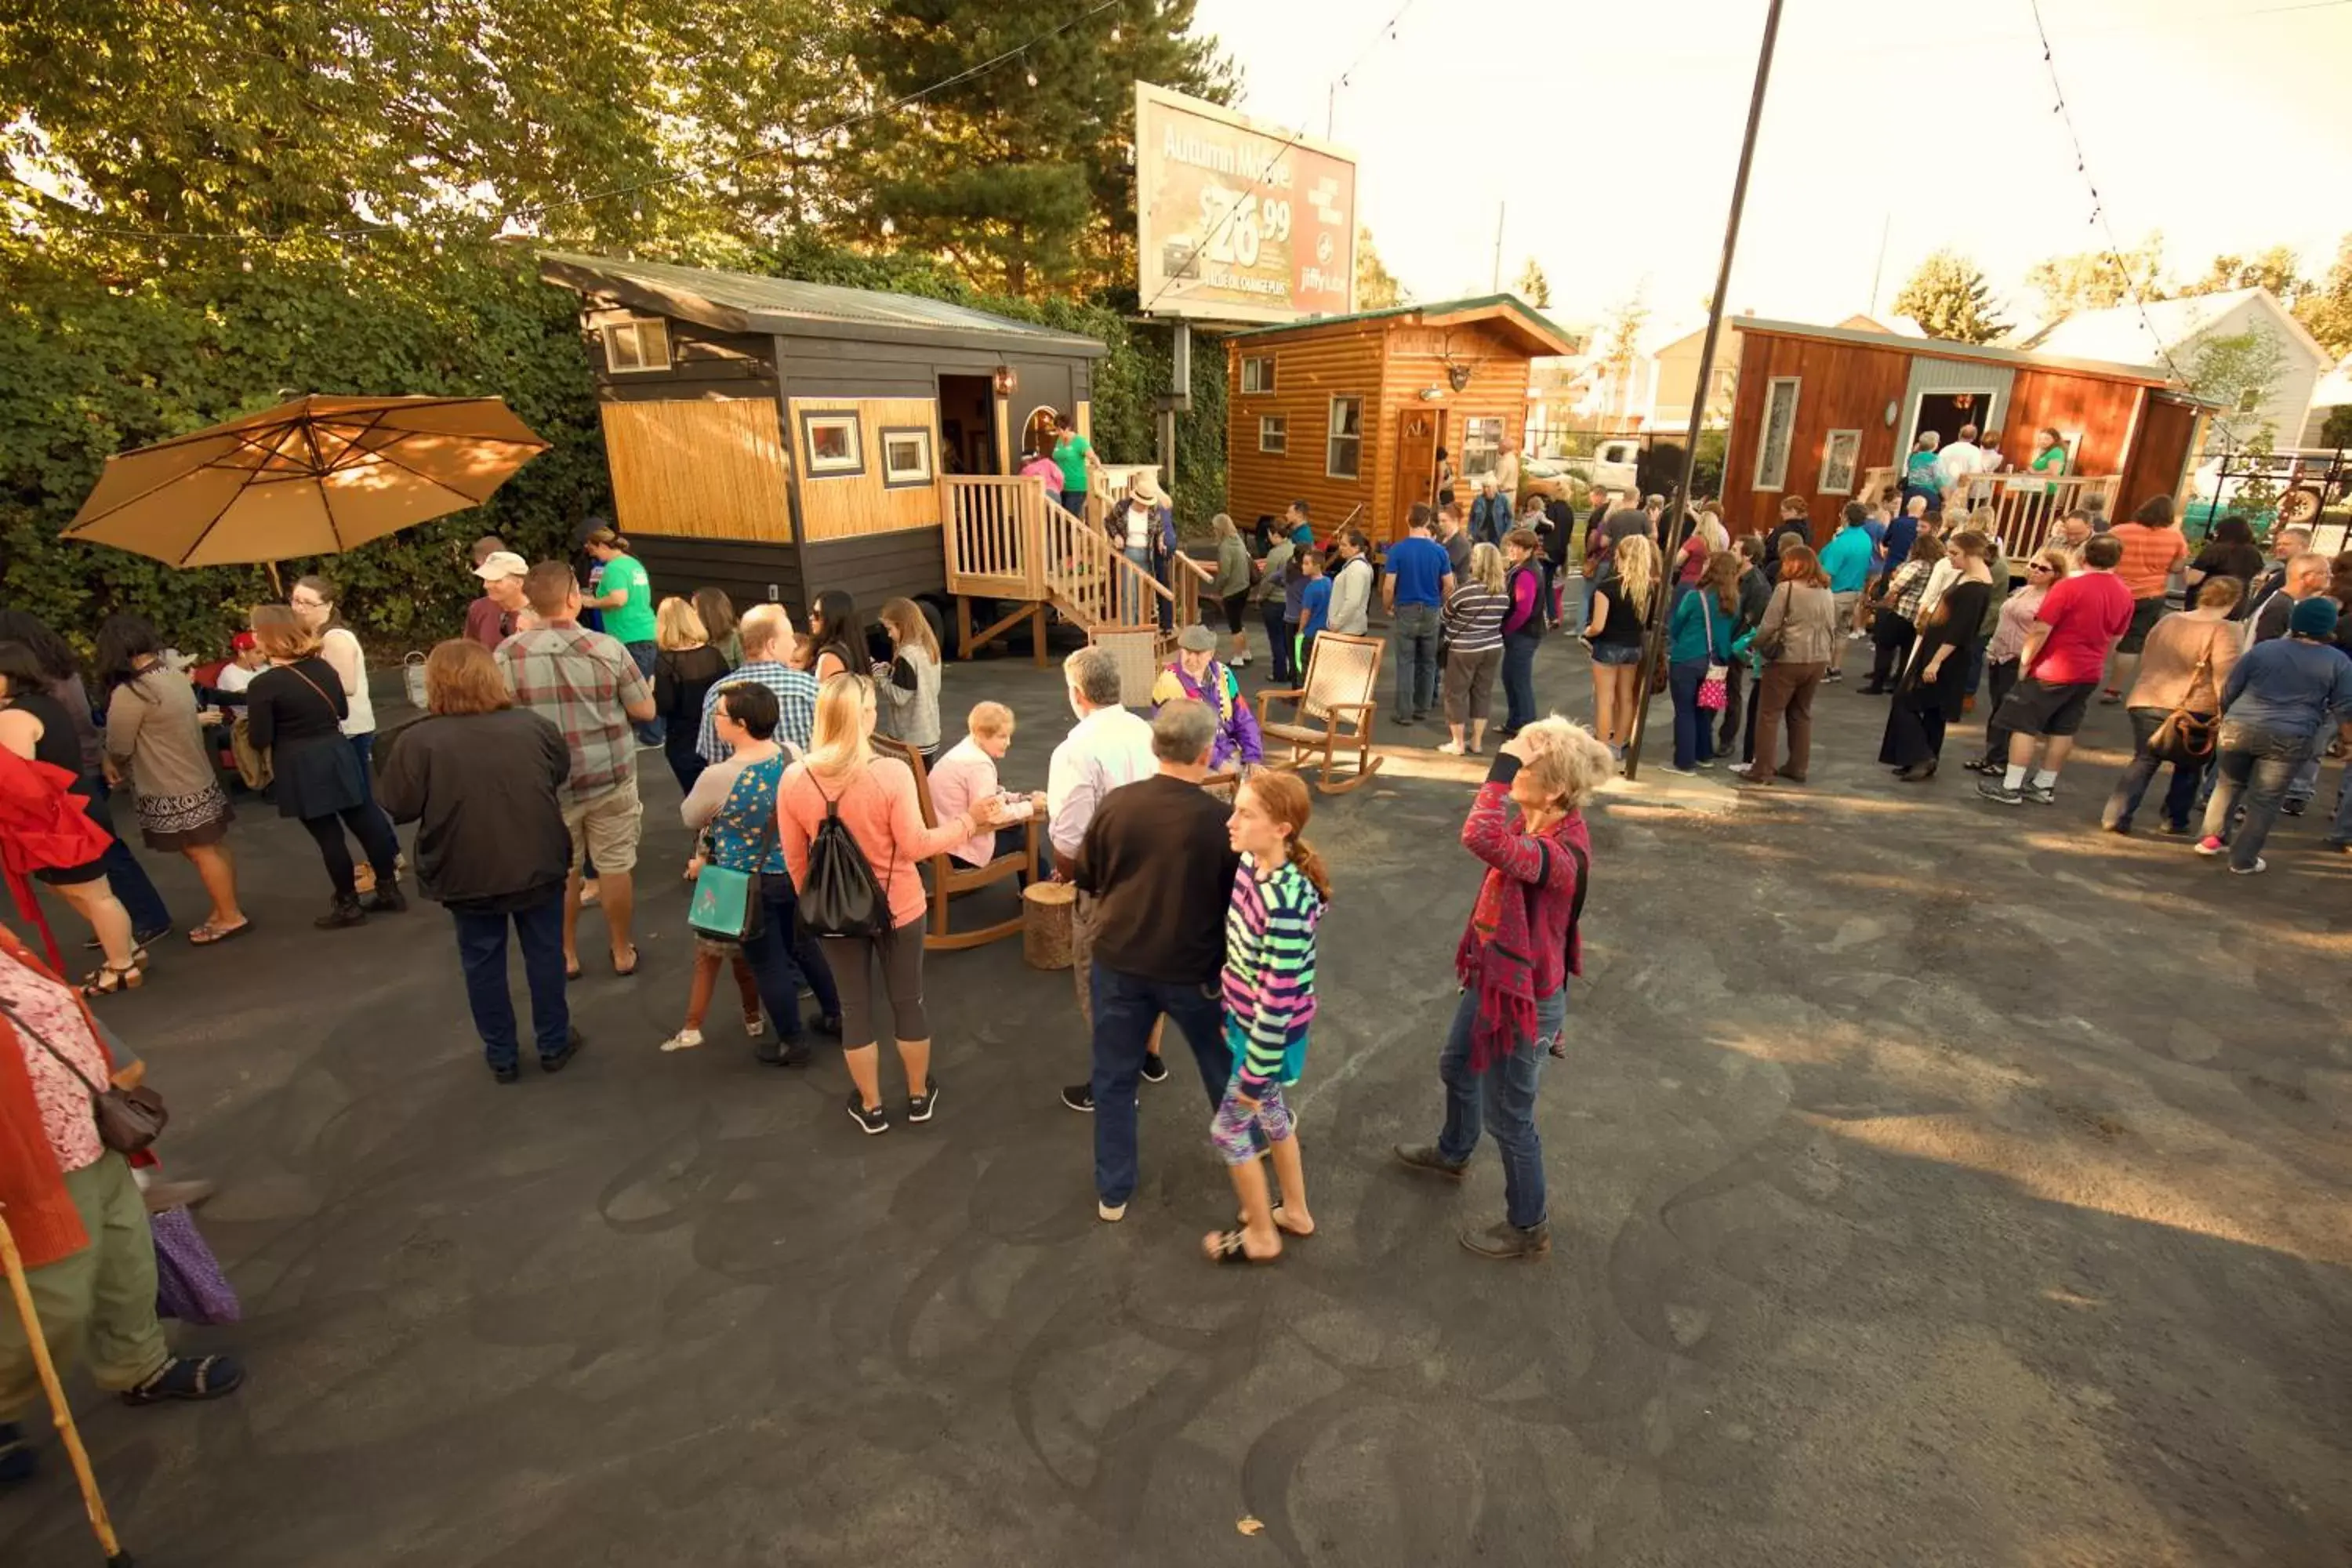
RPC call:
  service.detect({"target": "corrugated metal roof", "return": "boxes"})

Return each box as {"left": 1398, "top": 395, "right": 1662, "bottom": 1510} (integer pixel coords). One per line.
{"left": 538, "top": 251, "right": 1108, "bottom": 355}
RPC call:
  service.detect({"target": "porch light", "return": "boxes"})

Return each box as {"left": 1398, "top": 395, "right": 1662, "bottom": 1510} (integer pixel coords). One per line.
{"left": 993, "top": 365, "right": 1018, "bottom": 398}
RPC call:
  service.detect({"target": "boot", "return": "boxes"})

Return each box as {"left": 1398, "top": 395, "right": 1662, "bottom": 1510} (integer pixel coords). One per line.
{"left": 365, "top": 880, "right": 407, "bottom": 914}
{"left": 1459, "top": 1218, "right": 1551, "bottom": 1260}
{"left": 315, "top": 894, "right": 367, "bottom": 930}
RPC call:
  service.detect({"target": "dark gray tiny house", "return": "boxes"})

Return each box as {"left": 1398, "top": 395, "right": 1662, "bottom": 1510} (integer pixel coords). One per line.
{"left": 539, "top": 252, "right": 1110, "bottom": 630}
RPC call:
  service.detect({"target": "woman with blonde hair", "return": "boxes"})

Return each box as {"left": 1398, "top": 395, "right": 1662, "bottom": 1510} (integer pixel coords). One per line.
{"left": 290, "top": 573, "right": 399, "bottom": 894}
{"left": 246, "top": 605, "right": 403, "bottom": 929}
{"left": 1439, "top": 541, "right": 1510, "bottom": 756}
{"left": 1208, "top": 513, "right": 1254, "bottom": 666}
{"left": 1584, "top": 532, "right": 1660, "bottom": 758}
{"left": 777, "top": 674, "right": 1007, "bottom": 1134}
{"left": 1202, "top": 768, "right": 1329, "bottom": 1265}
{"left": 1396, "top": 717, "right": 1608, "bottom": 1261}
{"left": 871, "top": 597, "right": 944, "bottom": 766}
{"left": 1964, "top": 546, "right": 2071, "bottom": 776}
{"left": 653, "top": 597, "right": 728, "bottom": 793}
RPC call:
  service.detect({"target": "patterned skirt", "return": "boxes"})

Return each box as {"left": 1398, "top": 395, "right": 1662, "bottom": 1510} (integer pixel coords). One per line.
{"left": 137, "top": 782, "right": 234, "bottom": 851}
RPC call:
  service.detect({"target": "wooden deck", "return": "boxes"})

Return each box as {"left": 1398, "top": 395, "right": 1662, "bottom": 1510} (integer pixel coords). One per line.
{"left": 940, "top": 475, "right": 1201, "bottom": 664}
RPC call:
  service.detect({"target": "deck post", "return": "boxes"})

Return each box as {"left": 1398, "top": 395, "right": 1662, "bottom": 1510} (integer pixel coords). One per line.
{"left": 957, "top": 595, "right": 975, "bottom": 661}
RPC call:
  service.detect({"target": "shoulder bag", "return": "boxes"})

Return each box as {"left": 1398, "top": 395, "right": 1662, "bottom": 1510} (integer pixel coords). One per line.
{"left": 687, "top": 764, "right": 779, "bottom": 942}
{"left": 2147, "top": 630, "right": 2222, "bottom": 765}
{"left": 0, "top": 999, "right": 169, "bottom": 1154}
{"left": 1752, "top": 583, "right": 1791, "bottom": 662}
{"left": 796, "top": 770, "right": 893, "bottom": 938}
{"left": 1697, "top": 592, "right": 1730, "bottom": 711}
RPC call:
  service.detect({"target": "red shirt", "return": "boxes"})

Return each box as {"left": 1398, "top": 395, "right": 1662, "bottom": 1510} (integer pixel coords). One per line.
{"left": 2029, "top": 571, "right": 2135, "bottom": 685}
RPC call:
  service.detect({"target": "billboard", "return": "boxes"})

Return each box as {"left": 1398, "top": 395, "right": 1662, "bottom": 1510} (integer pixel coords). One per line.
{"left": 1134, "top": 82, "right": 1358, "bottom": 325}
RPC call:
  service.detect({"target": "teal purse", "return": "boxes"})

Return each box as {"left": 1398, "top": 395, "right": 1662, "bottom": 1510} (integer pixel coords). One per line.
{"left": 688, "top": 765, "right": 777, "bottom": 942}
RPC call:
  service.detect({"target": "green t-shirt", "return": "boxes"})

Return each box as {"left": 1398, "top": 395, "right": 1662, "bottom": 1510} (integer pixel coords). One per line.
{"left": 600, "top": 554, "right": 655, "bottom": 644}
{"left": 1054, "top": 433, "right": 1092, "bottom": 492}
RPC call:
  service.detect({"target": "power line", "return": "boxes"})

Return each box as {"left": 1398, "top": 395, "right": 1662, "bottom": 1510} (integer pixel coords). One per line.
{"left": 11, "top": 0, "right": 1125, "bottom": 251}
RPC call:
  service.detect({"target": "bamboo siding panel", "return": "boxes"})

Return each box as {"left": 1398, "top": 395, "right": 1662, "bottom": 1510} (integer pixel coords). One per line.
{"left": 789, "top": 395, "right": 945, "bottom": 541}
{"left": 1226, "top": 328, "right": 1385, "bottom": 538}
{"left": 599, "top": 397, "right": 794, "bottom": 543}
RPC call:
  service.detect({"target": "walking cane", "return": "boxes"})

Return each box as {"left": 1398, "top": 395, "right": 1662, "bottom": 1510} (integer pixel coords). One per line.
{"left": 0, "top": 1207, "right": 136, "bottom": 1567}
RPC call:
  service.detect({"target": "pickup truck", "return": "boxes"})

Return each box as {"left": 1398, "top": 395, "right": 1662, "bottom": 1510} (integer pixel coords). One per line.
{"left": 1523, "top": 437, "right": 1641, "bottom": 503}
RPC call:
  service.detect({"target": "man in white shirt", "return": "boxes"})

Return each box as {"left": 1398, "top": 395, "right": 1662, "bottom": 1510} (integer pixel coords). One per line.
{"left": 1326, "top": 529, "right": 1375, "bottom": 636}
{"left": 1045, "top": 647, "right": 1160, "bottom": 1087}
{"left": 1934, "top": 423, "right": 1985, "bottom": 495}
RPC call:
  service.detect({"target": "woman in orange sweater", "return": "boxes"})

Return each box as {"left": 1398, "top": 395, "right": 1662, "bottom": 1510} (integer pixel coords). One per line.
{"left": 779, "top": 674, "right": 1007, "bottom": 1134}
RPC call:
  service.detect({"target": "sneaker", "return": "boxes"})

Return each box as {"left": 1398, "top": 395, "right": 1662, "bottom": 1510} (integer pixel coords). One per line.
{"left": 846, "top": 1094, "right": 890, "bottom": 1135}
{"left": 364, "top": 884, "right": 407, "bottom": 914}
{"left": 1062, "top": 1083, "right": 1095, "bottom": 1112}
{"left": 2194, "top": 835, "right": 2227, "bottom": 856}
{"left": 121, "top": 1352, "right": 245, "bottom": 1405}
{"left": 907, "top": 1079, "right": 939, "bottom": 1123}
{"left": 659, "top": 1028, "right": 704, "bottom": 1054}
{"left": 1097, "top": 1199, "right": 1127, "bottom": 1222}
{"left": 1437, "top": 740, "right": 1466, "bottom": 756}
{"left": 490, "top": 1062, "right": 521, "bottom": 1085}
{"left": 2024, "top": 782, "right": 2056, "bottom": 805}
{"left": 2230, "top": 858, "right": 2268, "bottom": 876}
{"left": 1139, "top": 1054, "right": 1169, "bottom": 1084}
{"left": 1976, "top": 781, "right": 2024, "bottom": 806}
{"left": 1392, "top": 1143, "right": 1468, "bottom": 1181}
{"left": 755, "top": 1038, "right": 812, "bottom": 1068}
{"left": 1459, "top": 1219, "right": 1551, "bottom": 1261}
{"left": 2281, "top": 798, "right": 2307, "bottom": 817}
{"left": 539, "top": 1028, "right": 584, "bottom": 1073}
{"left": 1666, "top": 764, "right": 1697, "bottom": 777}
{"left": 2100, "top": 819, "right": 2130, "bottom": 835}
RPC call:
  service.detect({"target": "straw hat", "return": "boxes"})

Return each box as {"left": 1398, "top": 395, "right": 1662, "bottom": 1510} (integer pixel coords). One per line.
{"left": 1130, "top": 474, "right": 1165, "bottom": 506}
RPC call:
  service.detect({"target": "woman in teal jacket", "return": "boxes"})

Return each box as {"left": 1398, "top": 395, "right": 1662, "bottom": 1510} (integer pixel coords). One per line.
{"left": 1666, "top": 550, "right": 1742, "bottom": 772}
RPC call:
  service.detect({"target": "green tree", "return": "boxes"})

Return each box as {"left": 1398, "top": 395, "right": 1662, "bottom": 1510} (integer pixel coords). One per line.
{"left": 1513, "top": 257, "right": 1551, "bottom": 309}
{"left": 1355, "top": 226, "right": 1406, "bottom": 309}
{"left": 2320, "top": 403, "right": 2352, "bottom": 450}
{"left": 1893, "top": 250, "right": 2008, "bottom": 344}
{"left": 2186, "top": 327, "right": 2290, "bottom": 445}
{"left": 2024, "top": 233, "right": 2166, "bottom": 318}
{"left": 2180, "top": 245, "right": 2307, "bottom": 304}
{"left": 2294, "top": 234, "right": 2352, "bottom": 358}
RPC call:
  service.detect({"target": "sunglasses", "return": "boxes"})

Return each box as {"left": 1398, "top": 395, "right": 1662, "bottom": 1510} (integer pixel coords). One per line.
{"left": 2027, "top": 564, "right": 2056, "bottom": 573}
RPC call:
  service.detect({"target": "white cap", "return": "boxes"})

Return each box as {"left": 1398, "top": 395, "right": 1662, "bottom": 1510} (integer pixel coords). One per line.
{"left": 474, "top": 550, "right": 528, "bottom": 582}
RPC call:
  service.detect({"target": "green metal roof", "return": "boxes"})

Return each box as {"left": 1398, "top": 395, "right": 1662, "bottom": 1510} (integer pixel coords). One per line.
{"left": 1223, "top": 293, "right": 1577, "bottom": 354}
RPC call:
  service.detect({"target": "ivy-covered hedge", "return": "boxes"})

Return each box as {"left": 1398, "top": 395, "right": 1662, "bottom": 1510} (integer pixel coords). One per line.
{"left": 1, "top": 234, "right": 1227, "bottom": 658}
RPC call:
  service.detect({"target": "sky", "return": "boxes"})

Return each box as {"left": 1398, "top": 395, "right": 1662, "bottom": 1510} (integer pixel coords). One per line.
{"left": 1186, "top": 0, "right": 2352, "bottom": 345}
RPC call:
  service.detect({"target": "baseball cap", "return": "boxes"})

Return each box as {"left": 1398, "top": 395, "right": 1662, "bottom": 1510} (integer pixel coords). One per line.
{"left": 474, "top": 550, "right": 528, "bottom": 582}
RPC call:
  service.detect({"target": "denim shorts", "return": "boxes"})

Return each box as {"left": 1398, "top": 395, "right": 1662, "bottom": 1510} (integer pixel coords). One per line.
{"left": 1589, "top": 642, "right": 1646, "bottom": 666}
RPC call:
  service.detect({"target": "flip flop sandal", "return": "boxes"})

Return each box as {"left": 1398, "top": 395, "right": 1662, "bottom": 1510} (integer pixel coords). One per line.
{"left": 189, "top": 919, "right": 253, "bottom": 946}
{"left": 121, "top": 1353, "right": 245, "bottom": 1405}
{"left": 1235, "top": 1203, "right": 1316, "bottom": 1238}
{"left": 1204, "top": 1229, "right": 1279, "bottom": 1265}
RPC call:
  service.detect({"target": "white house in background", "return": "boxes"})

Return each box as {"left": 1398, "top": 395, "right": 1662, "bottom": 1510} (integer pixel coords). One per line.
{"left": 2016, "top": 288, "right": 2329, "bottom": 452}
{"left": 1571, "top": 312, "right": 1911, "bottom": 434}
{"left": 2303, "top": 354, "right": 2352, "bottom": 448}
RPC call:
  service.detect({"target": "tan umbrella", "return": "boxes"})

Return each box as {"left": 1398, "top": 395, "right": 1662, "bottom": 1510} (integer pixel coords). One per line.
{"left": 62, "top": 394, "right": 550, "bottom": 568}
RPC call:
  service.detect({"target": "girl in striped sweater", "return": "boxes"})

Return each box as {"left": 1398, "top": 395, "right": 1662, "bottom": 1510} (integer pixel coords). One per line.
{"left": 1203, "top": 771, "right": 1329, "bottom": 1265}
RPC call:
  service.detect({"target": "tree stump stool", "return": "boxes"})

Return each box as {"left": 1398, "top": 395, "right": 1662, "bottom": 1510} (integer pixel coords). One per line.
{"left": 1022, "top": 880, "right": 1076, "bottom": 971}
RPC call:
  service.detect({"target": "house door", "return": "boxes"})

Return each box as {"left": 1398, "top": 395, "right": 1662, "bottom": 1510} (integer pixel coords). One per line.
{"left": 2117, "top": 394, "right": 2201, "bottom": 521}
{"left": 1392, "top": 408, "right": 1444, "bottom": 537}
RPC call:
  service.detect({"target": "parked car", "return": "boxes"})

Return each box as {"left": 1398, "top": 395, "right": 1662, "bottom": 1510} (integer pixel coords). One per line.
{"left": 1523, "top": 437, "right": 1641, "bottom": 503}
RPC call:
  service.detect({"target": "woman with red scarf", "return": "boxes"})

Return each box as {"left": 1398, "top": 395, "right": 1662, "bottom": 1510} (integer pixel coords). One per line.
{"left": 1393, "top": 717, "right": 1609, "bottom": 1260}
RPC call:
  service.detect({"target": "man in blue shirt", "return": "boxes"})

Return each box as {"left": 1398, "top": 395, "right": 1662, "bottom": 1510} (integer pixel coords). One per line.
{"left": 1818, "top": 505, "right": 1878, "bottom": 684}
{"left": 1382, "top": 503, "right": 1456, "bottom": 724}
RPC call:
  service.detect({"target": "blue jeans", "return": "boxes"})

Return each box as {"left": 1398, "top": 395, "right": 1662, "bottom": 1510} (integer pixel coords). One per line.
{"left": 1121, "top": 546, "right": 1152, "bottom": 626}
{"left": 1500, "top": 633, "right": 1539, "bottom": 732}
{"left": 452, "top": 891, "right": 571, "bottom": 1071}
{"left": 739, "top": 874, "right": 838, "bottom": 1040}
{"left": 1668, "top": 659, "right": 1715, "bottom": 770}
{"left": 1261, "top": 601, "right": 1294, "bottom": 684}
{"left": 1090, "top": 965, "right": 1231, "bottom": 1207}
{"left": 2328, "top": 762, "right": 2352, "bottom": 847}
{"left": 1436, "top": 985, "right": 1567, "bottom": 1230}
{"left": 1391, "top": 602, "right": 1441, "bottom": 717}
{"left": 2199, "top": 723, "right": 2310, "bottom": 871}
{"left": 2102, "top": 708, "right": 2205, "bottom": 832}
{"left": 626, "top": 641, "right": 663, "bottom": 746}
{"left": 85, "top": 778, "right": 171, "bottom": 938}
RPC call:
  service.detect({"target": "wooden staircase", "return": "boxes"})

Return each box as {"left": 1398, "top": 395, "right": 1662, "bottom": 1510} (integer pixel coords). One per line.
{"left": 942, "top": 476, "right": 1203, "bottom": 664}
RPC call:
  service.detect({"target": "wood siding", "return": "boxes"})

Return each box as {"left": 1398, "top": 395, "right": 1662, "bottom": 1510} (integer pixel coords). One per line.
{"left": 630, "top": 528, "right": 948, "bottom": 637}
{"left": 786, "top": 395, "right": 945, "bottom": 541}
{"left": 1225, "top": 326, "right": 1386, "bottom": 539}
{"left": 1724, "top": 330, "right": 1913, "bottom": 543}
{"left": 598, "top": 397, "right": 795, "bottom": 543}
{"left": 1373, "top": 323, "right": 1532, "bottom": 543}
{"left": 1998, "top": 370, "right": 2143, "bottom": 477}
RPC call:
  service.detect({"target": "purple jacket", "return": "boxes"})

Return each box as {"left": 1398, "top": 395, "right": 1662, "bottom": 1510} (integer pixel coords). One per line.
{"left": 1151, "top": 659, "right": 1263, "bottom": 770}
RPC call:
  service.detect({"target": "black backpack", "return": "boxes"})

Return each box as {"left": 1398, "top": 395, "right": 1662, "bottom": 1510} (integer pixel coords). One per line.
{"left": 796, "top": 776, "right": 891, "bottom": 938}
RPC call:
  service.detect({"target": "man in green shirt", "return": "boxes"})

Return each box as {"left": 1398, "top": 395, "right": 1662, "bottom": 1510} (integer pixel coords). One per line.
{"left": 1052, "top": 412, "right": 1093, "bottom": 517}
{"left": 586, "top": 525, "right": 662, "bottom": 746}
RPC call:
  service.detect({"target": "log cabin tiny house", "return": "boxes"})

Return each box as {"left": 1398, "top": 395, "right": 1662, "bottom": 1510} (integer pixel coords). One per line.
{"left": 540, "top": 251, "right": 1111, "bottom": 633}
{"left": 1719, "top": 317, "right": 2212, "bottom": 557}
{"left": 1223, "top": 296, "right": 1577, "bottom": 546}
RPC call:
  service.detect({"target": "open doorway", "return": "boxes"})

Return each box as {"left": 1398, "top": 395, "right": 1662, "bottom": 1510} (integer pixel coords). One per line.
{"left": 938, "top": 373, "right": 999, "bottom": 475}
{"left": 1914, "top": 390, "right": 1994, "bottom": 452}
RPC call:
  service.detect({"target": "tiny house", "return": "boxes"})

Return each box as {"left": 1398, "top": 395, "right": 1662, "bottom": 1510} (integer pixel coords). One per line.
{"left": 1223, "top": 295, "right": 1577, "bottom": 545}
{"left": 540, "top": 252, "right": 1110, "bottom": 626}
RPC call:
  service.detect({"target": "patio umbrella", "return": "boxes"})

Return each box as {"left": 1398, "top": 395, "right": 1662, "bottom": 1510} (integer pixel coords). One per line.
{"left": 61, "top": 394, "right": 550, "bottom": 568}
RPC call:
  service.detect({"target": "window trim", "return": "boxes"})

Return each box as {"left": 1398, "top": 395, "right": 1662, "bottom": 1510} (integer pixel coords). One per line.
{"left": 2234, "top": 387, "right": 2261, "bottom": 415}
{"left": 1460, "top": 416, "right": 1505, "bottom": 483}
{"left": 1242, "top": 355, "right": 1276, "bottom": 394}
{"left": 1258, "top": 414, "right": 1287, "bottom": 455}
{"left": 1753, "top": 376, "right": 1801, "bottom": 492}
{"left": 601, "top": 317, "right": 672, "bottom": 374}
{"left": 799, "top": 409, "right": 866, "bottom": 479}
{"left": 1817, "top": 427, "right": 1862, "bottom": 495}
{"left": 878, "top": 425, "right": 935, "bottom": 489}
{"left": 1326, "top": 394, "right": 1363, "bottom": 481}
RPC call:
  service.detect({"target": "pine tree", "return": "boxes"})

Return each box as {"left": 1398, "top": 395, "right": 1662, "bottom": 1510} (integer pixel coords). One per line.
{"left": 1893, "top": 250, "right": 2009, "bottom": 344}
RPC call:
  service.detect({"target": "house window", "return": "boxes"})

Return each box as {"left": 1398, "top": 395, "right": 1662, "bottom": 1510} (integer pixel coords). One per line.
{"left": 1326, "top": 396, "right": 1363, "bottom": 480}
{"left": 1818, "top": 429, "right": 1861, "bottom": 495}
{"left": 2234, "top": 387, "right": 2261, "bottom": 415}
{"left": 800, "top": 410, "right": 865, "bottom": 478}
{"left": 1754, "top": 377, "right": 1800, "bottom": 490}
{"left": 1258, "top": 415, "right": 1287, "bottom": 455}
{"left": 1461, "top": 417, "right": 1505, "bottom": 482}
{"left": 1242, "top": 356, "right": 1276, "bottom": 394}
{"left": 880, "top": 426, "right": 934, "bottom": 488}
{"left": 601, "top": 318, "right": 671, "bottom": 373}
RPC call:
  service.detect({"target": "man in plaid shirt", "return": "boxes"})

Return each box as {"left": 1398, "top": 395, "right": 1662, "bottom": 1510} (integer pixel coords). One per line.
{"left": 695, "top": 603, "right": 817, "bottom": 760}
{"left": 498, "top": 562, "right": 657, "bottom": 979}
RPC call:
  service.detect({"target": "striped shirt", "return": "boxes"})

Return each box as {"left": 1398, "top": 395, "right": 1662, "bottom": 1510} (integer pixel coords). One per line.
{"left": 1221, "top": 855, "right": 1324, "bottom": 1088}
{"left": 1441, "top": 584, "right": 1508, "bottom": 654}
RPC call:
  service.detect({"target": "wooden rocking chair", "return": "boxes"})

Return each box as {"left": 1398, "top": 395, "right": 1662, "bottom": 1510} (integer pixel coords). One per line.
{"left": 1254, "top": 630, "right": 1385, "bottom": 794}
{"left": 872, "top": 736, "right": 1037, "bottom": 951}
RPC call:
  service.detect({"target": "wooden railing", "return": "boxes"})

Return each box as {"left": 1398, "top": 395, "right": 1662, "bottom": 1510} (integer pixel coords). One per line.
{"left": 943, "top": 475, "right": 1046, "bottom": 600}
{"left": 1040, "top": 495, "right": 1170, "bottom": 633}
{"left": 1855, "top": 465, "right": 2119, "bottom": 559}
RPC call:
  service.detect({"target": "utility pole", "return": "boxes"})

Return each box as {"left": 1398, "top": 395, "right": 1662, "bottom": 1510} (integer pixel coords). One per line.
{"left": 1867, "top": 212, "right": 1891, "bottom": 318}
{"left": 1624, "top": 0, "right": 1786, "bottom": 782}
{"left": 1490, "top": 201, "right": 1506, "bottom": 293}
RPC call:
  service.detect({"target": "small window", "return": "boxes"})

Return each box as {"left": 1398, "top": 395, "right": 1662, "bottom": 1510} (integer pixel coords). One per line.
{"left": 800, "top": 410, "right": 865, "bottom": 478}
{"left": 601, "top": 318, "right": 671, "bottom": 373}
{"left": 2234, "top": 387, "right": 2261, "bottom": 415}
{"left": 1242, "top": 356, "right": 1276, "bottom": 394}
{"left": 1754, "top": 377, "right": 1800, "bottom": 490}
{"left": 1461, "top": 416, "right": 1505, "bottom": 481}
{"left": 1818, "top": 428, "right": 1861, "bottom": 495}
{"left": 1258, "top": 415, "right": 1287, "bottom": 455}
{"left": 1326, "top": 396, "right": 1363, "bottom": 480}
{"left": 880, "top": 426, "right": 934, "bottom": 488}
